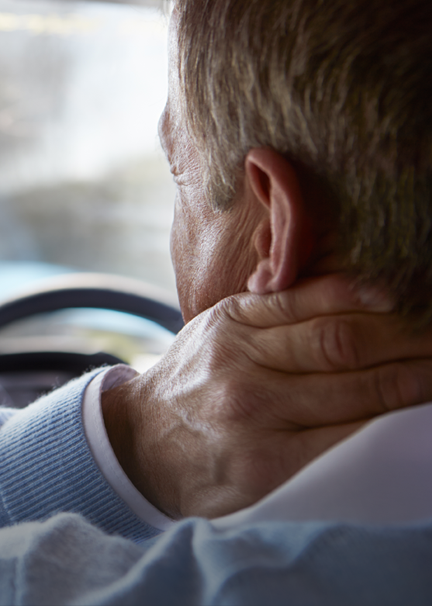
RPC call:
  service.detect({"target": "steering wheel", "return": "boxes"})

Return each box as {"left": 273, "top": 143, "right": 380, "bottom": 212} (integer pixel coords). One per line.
{"left": 0, "top": 273, "right": 183, "bottom": 407}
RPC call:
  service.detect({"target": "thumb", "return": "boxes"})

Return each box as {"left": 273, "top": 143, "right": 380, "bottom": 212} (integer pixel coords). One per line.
{"left": 216, "top": 274, "right": 392, "bottom": 328}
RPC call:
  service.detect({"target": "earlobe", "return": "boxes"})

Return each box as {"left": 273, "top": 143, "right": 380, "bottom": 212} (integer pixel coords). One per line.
{"left": 246, "top": 148, "right": 314, "bottom": 294}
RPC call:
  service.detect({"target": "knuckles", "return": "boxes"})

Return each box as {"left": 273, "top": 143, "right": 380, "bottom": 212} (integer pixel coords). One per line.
{"left": 374, "top": 361, "right": 424, "bottom": 412}
{"left": 309, "top": 316, "right": 361, "bottom": 371}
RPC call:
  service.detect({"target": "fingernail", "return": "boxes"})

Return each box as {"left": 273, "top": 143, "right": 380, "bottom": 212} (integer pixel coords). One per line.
{"left": 354, "top": 284, "right": 394, "bottom": 311}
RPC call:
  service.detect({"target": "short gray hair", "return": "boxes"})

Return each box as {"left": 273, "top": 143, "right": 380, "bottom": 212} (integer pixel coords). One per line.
{"left": 176, "top": 0, "right": 432, "bottom": 323}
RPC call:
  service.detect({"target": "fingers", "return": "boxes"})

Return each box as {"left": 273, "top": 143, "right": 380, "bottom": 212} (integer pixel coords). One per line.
{"left": 248, "top": 313, "right": 432, "bottom": 373}
{"left": 264, "top": 359, "right": 432, "bottom": 427}
{"left": 219, "top": 274, "right": 392, "bottom": 328}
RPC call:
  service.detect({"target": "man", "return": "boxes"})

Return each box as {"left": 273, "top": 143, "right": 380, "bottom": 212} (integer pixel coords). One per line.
{"left": 102, "top": 0, "right": 432, "bottom": 520}
{"left": 1, "top": 0, "right": 432, "bottom": 603}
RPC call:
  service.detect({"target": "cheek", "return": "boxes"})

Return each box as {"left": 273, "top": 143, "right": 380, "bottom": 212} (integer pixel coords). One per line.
{"left": 169, "top": 190, "right": 262, "bottom": 322}
{"left": 170, "top": 191, "right": 198, "bottom": 271}
{"left": 169, "top": 200, "right": 181, "bottom": 272}
{"left": 170, "top": 220, "right": 190, "bottom": 321}
{"left": 169, "top": 192, "right": 203, "bottom": 321}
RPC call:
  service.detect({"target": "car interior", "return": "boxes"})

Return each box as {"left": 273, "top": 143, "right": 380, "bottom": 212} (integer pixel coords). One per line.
{"left": 0, "top": 0, "right": 181, "bottom": 407}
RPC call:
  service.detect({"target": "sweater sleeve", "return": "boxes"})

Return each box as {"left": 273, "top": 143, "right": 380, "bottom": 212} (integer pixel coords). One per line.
{"left": 0, "top": 369, "right": 160, "bottom": 543}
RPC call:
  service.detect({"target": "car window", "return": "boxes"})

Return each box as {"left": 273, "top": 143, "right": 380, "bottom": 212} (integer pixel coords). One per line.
{"left": 0, "top": 0, "right": 175, "bottom": 294}
{"left": 0, "top": 0, "right": 178, "bottom": 382}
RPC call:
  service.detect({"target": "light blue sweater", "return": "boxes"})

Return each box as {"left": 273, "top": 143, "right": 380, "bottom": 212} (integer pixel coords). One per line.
{"left": 0, "top": 369, "right": 159, "bottom": 542}
{"left": 0, "top": 370, "right": 432, "bottom": 605}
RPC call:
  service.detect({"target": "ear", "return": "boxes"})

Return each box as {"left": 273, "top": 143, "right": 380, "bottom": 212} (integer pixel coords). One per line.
{"left": 246, "top": 148, "right": 315, "bottom": 294}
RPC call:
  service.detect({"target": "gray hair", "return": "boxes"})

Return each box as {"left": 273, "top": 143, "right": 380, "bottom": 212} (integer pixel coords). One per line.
{"left": 176, "top": 0, "right": 432, "bottom": 323}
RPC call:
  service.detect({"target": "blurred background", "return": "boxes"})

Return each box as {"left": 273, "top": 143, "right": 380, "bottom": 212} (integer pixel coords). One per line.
{"left": 0, "top": 0, "right": 179, "bottom": 401}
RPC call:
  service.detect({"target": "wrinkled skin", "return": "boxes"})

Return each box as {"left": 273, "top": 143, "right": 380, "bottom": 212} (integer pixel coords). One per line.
{"left": 159, "top": 9, "right": 265, "bottom": 323}
{"left": 103, "top": 275, "right": 432, "bottom": 519}
{"left": 102, "top": 10, "right": 432, "bottom": 520}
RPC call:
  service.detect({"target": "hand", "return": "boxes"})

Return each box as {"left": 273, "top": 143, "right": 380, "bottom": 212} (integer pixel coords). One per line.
{"left": 102, "top": 274, "right": 432, "bottom": 519}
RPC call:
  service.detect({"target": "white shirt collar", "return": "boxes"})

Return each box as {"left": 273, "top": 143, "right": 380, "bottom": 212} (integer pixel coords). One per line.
{"left": 82, "top": 365, "right": 176, "bottom": 531}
